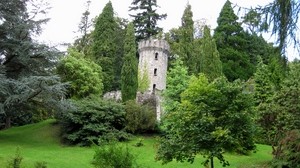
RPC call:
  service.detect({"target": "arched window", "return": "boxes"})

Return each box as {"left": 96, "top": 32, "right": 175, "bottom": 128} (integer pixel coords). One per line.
{"left": 154, "top": 68, "right": 157, "bottom": 76}
{"left": 155, "top": 52, "right": 158, "bottom": 60}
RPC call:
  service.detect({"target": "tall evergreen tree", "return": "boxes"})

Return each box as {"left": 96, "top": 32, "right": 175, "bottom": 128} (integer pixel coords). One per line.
{"left": 199, "top": 26, "right": 223, "bottom": 81}
{"left": 214, "top": 0, "right": 254, "bottom": 81}
{"left": 129, "top": 0, "right": 167, "bottom": 41}
{"left": 0, "top": 0, "right": 69, "bottom": 128}
{"left": 162, "top": 58, "right": 189, "bottom": 114}
{"left": 179, "top": 3, "right": 196, "bottom": 74}
{"left": 91, "top": 1, "right": 118, "bottom": 92}
{"left": 121, "top": 22, "right": 138, "bottom": 102}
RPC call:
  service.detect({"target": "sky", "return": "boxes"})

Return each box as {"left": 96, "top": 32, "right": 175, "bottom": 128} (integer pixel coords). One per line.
{"left": 37, "top": 0, "right": 299, "bottom": 61}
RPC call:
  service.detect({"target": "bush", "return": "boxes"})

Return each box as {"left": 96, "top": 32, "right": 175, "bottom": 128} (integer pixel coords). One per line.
{"left": 91, "top": 141, "right": 139, "bottom": 168}
{"left": 59, "top": 96, "right": 130, "bottom": 146}
{"left": 6, "top": 148, "right": 23, "bottom": 168}
{"left": 125, "top": 100, "right": 157, "bottom": 134}
{"left": 272, "top": 130, "right": 300, "bottom": 168}
{"left": 34, "top": 161, "right": 47, "bottom": 168}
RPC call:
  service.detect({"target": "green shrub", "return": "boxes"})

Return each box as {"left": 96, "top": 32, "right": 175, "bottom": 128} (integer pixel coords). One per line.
{"left": 60, "top": 96, "right": 129, "bottom": 146}
{"left": 272, "top": 130, "right": 300, "bottom": 168}
{"left": 91, "top": 141, "right": 139, "bottom": 168}
{"left": 6, "top": 148, "right": 23, "bottom": 168}
{"left": 124, "top": 100, "right": 157, "bottom": 134}
{"left": 34, "top": 161, "right": 47, "bottom": 168}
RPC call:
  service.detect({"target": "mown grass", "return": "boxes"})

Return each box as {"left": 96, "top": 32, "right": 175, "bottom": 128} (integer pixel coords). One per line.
{"left": 0, "top": 120, "right": 272, "bottom": 168}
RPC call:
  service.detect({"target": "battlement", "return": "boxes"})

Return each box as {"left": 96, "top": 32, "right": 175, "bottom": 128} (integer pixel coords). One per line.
{"left": 138, "top": 39, "right": 170, "bottom": 53}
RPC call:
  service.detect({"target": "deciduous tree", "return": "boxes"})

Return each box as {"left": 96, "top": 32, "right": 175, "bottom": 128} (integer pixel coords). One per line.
{"left": 157, "top": 74, "right": 255, "bottom": 168}
{"left": 57, "top": 48, "right": 103, "bottom": 99}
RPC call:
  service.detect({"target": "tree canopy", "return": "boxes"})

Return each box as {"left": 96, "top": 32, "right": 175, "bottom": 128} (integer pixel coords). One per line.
{"left": 129, "top": 0, "right": 167, "bottom": 40}
{"left": 0, "top": 0, "right": 69, "bottom": 128}
{"left": 157, "top": 74, "right": 256, "bottom": 168}
{"left": 121, "top": 22, "right": 138, "bottom": 102}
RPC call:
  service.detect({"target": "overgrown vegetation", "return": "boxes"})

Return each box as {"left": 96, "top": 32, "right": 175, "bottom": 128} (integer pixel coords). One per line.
{"left": 59, "top": 97, "right": 129, "bottom": 146}
{"left": 1, "top": 0, "right": 299, "bottom": 167}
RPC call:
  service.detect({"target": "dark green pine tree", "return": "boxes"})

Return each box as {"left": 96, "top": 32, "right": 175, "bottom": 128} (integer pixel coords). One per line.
{"left": 121, "top": 22, "right": 138, "bottom": 102}
{"left": 179, "top": 3, "right": 196, "bottom": 74}
{"left": 199, "top": 26, "right": 223, "bottom": 81}
{"left": 129, "top": 0, "right": 167, "bottom": 41}
{"left": 91, "top": 1, "right": 118, "bottom": 92}
{"left": 0, "top": 0, "right": 69, "bottom": 128}
{"left": 214, "top": 0, "right": 254, "bottom": 81}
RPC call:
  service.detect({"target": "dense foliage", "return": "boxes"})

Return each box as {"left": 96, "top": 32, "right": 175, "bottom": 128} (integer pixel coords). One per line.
{"left": 214, "top": 0, "right": 254, "bottom": 81}
{"left": 92, "top": 141, "right": 138, "bottom": 168}
{"left": 199, "top": 26, "right": 223, "bottom": 81}
{"left": 157, "top": 74, "right": 256, "bottom": 167}
{"left": 0, "top": 0, "right": 69, "bottom": 128}
{"left": 162, "top": 58, "right": 189, "bottom": 114}
{"left": 60, "top": 97, "right": 128, "bottom": 146}
{"left": 91, "top": 1, "right": 119, "bottom": 92}
{"left": 121, "top": 23, "right": 138, "bottom": 102}
{"left": 57, "top": 48, "right": 103, "bottom": 99}
{"left": 129, "top": 0, "right": 167, "bottom": 40}
{"left": 124, "top": 100, "right": 156, "bottom": 134}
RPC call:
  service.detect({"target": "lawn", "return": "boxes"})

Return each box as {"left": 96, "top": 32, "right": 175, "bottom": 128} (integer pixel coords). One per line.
{"left": 0, "top": 120, "right": 272, "bottom": 168}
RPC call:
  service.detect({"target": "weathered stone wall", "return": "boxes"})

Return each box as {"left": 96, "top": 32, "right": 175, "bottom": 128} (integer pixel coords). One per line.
{"left": 138, "top": 39, "right": 169, "bottom": 92}
{"left": 137, "top": 39, "right": 169, "bottom": 120}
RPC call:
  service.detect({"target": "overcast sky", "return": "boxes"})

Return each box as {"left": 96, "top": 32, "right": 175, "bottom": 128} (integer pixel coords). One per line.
{"left": 37, "top": 0, "right": 298, "bottom": 60}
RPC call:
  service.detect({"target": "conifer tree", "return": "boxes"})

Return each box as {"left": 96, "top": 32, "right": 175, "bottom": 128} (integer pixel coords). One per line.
{"left": 121, "top": 23, "right": 138, "bottom": 102}
{"left": 129, "top": 0, "right": 167, "bottom": 41}
{"left": 179, "top": 3, "right": 196, "bottom": 74}
{"left": 91, "top": 1, "right": 118, "bottom": 92}
{"left": 0, "top": 0, "right": 68, "bottom": 128}
{"left": 162, "top": 58, "right": 189, "bottom": 114}
{"left": 214, "top": 0, "right": 254, "bottom": 81}
{"left": 199, "top": 26, "right": 223, "bottom": 81}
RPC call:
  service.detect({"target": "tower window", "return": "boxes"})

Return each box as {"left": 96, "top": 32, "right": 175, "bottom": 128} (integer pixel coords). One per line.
{"left": 154, "top": 68, "right": 157, "bottom": 76}
{"left": 155, "top": 53, "right": 158, "bottom": 60}
{"left": 153, "top": 84, "right": 156, "bottom": 92}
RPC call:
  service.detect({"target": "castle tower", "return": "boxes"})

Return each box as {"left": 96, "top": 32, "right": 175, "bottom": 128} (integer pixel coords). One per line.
{"left": 138, "top": 39, "right": 169, "bottom": 92}
{"left": 137, "top": 39, "right": 169, "bottom": 121}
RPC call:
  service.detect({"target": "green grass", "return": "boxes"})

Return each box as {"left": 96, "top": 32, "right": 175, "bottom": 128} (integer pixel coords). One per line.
{"left": 0, "top": 120, "right": 272, "bottom": 168}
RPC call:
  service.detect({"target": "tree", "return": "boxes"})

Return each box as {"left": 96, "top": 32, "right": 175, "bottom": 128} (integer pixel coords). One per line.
{"left": 73, "top": 0, "right": 93, "bottom": 55}
{"left": 268, "top": 61, "right": 300, "bottom": 166}
{"left": 199, "top": 26, "right": 223, "bottom": 81}
{"left": 162, "top": 58, "right": 189, "bottom": 114}
{"left": 129, "top": 0, "right": 167, "bottom": 41}
{"left": 179, "top": 3, "right": 196, "bottom": 74}
{"left": 258, "top": 0, "right": 300, "bottom": 54}
{"left": 253, "top": 58, "right": 276, "bottom": 143}
{"left": 121, "top": 22, "right": 138, "bottom": 102}
{"left": 214, "top": 0, "right": 254, "bottom": 81}
{"left": 156, "top": 74, "right": 255, "bottom": 168}
{"left": 91, "top": 1, "right": 118, "bottom": 92}
{"left": 57, "top": 48, "right": 103, "bottom": 99}
{"left": 0, "top": 0, "right": 69, "bottom": 128}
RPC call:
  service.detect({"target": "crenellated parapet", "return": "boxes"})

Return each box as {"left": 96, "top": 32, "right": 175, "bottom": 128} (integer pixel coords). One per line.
{"left": 138, "top": 39, "right": 170, "bottom": 54}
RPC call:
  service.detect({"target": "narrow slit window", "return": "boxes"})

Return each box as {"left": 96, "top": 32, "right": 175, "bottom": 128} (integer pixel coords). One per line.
{"left": 153, "top": 84, "right": 156, "bottom": 91}
{"left": 155, "top": 53, "right": 158, "bottom": 60}
{"left": 154, "top": 68, "right": 157, "bottom": 76}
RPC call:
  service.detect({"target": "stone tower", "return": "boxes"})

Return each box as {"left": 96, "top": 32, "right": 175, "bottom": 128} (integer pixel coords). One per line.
{"left": 138, "top": 39, "right": 169, "bottom": 92}
{"left": 137, "top": 38, "right": 169, "bottom": 120}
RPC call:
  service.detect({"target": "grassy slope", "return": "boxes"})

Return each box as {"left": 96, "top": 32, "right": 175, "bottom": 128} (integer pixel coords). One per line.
{"left": 0, "top": 120, "right": 272, "bottom": 168}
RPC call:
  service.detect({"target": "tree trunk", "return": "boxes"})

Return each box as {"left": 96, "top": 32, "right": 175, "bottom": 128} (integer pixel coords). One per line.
{"left": 5, "top": 116, "right": 11, "bottom": 129}
{"left": 210, "top": 157, "right": 214, "bottom": 168}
